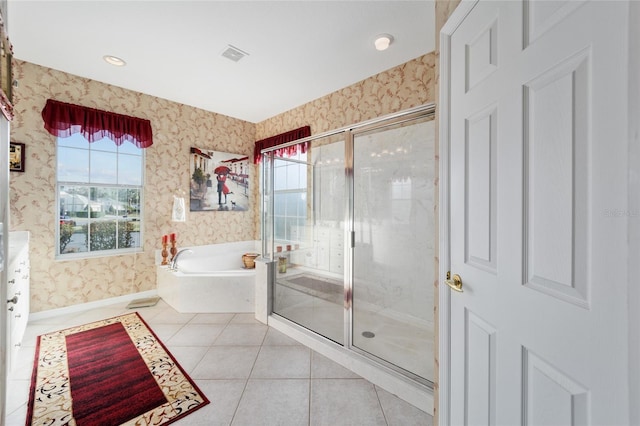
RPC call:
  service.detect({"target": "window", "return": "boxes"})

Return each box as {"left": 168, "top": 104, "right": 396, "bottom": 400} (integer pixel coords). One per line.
{"left": 273, "top": 151, "right": 307, "bottom": 243}
{"left": 57, "top": 133, "right": 144, "bottom": 258}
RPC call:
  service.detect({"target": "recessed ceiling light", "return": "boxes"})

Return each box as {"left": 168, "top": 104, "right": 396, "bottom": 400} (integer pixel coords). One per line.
{"left": 374, "top": 34, "right": 394, "bottom": 51}
{"left": 103, "top": 55, "right": 126, "bottom": 67}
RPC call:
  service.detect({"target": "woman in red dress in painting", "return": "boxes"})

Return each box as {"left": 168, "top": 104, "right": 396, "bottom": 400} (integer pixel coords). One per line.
{"left": 216, "top": 173, "right": 229, "bottom": 204}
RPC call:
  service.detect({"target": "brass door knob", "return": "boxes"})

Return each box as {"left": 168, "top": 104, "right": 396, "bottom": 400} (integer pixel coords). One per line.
{"left": 445, "top": 272, "right": 463, "bottom": 292}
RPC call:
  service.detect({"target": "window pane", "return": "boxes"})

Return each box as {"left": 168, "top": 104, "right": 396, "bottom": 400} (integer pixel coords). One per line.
{"left": 87, "top": 187, "right": 103, "bottom": 217}
{"left": 58, "top": 147, "right": 89, "bottom": 182}
{"left": 90, "top": 150, "right": 118, "bottom": 184}
{"left": 297, "top": 192, "right": 306, "bottom": 216}
{"left": 60, "top": 185, "right": 90, "bottom": 218}
{"left": 286, "top": 193, "right": 298, "bottom": 215}
{"left": 90, "top": 138, "right": 118, "bottom": 153}
{"left": 118, "top": 185, "right": 141, "bottom": 249}
{"left": 274, "top": 193, "right": 286, "bottom": 215}
{"left": 274, "top": 165, "right": 287, "bottom": 191}
{"left": 89, "top": 219, "right": 117, "bottom": 251}
{"left": 286, "top": 218, "right": 297, "bottom": 240}
{"left": 118, "top": 154, "right": 142, "bottom": 185}
{"left": 59, "top": 185, "right": 89, "bottom": 254}
{"left": 60, "top": 223, "right": 88, "bottom": 254}
{"left": 118, "top": 141, "right": 142, "bottom": 156}
{"left": 120, "top": 188, "right": 141, "bottom": 218}
{"left": 58, "top": 133, "right": 89, "bottom": 148}
{"left": 274, "top": 216, "right": 285, "bottom": 239}
{"left": 118, "top": 219, "right": 140, "bottom": 249}
{"left": 100, "top": 187, "right": 119, "bottom": 216}
{"left": 286, "top": 164, "right": 299, "bottom": 189}
{"left": 273, "top": 158, "right": 307, "bottom": 242}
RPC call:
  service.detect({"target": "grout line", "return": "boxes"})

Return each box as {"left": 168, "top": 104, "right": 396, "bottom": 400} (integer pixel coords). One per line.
{"left": 228, "top": 318, "right": 268, "bottom": 425}
{"left": 373, "top": 384, "right": 390, "bottom": 426}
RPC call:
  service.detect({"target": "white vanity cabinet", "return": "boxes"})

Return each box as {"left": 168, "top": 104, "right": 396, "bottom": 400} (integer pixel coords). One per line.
{"left": 7, "top": 231, "right": 29, "bottom": 371}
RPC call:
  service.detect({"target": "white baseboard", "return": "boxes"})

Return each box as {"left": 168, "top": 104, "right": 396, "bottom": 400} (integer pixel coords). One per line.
{"left": 29, "top": 290, "right": 159, "bottom": 322}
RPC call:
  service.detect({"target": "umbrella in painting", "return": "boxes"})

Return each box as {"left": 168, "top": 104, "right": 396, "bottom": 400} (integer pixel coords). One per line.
{"left": 214, "top": 165, "right": 231, "bottom": 175}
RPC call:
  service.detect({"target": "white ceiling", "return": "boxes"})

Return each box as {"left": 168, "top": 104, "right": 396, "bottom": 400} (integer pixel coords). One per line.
{"left": 7, "top": 1, "right": 435, "bottom": 123}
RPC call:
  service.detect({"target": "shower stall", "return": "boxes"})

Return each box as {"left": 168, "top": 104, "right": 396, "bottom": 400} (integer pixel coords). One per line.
{"left": 261, "top": 104, "right": 435, "bottom": 392}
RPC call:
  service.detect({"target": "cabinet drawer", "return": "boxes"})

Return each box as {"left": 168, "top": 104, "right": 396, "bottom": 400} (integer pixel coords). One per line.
{"left": 7, "top": 231, "right": 30, "bottom": 372}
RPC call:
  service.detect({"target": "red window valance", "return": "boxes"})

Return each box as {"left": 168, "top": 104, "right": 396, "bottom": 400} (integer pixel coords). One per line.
{"left": 253, "top": 126, "right": 311, "bottom": 164}
{"left": 41, "top": 99, "right": 153, "bottom": 148}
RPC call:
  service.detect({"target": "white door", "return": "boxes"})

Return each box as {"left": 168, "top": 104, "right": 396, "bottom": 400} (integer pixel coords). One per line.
{"left": 441, "top": 1, "right": 630, "bottom": 424}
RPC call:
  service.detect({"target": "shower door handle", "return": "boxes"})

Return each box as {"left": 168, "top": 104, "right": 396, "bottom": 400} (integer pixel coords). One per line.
{"left": 445, "top": 272, "right": 463, "bottom": 293}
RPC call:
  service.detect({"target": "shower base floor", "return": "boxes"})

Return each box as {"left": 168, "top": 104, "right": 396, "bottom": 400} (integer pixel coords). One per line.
{"left": 273, "top": 268, "right": 433, "bottom": 382}
{"left": 278, "top": 273, "right": 343, "bottom": 304}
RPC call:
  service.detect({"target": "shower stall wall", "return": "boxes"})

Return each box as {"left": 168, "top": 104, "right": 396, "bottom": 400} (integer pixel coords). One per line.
{"left": 261, "top": 104, "right": 435, "bottom": 388}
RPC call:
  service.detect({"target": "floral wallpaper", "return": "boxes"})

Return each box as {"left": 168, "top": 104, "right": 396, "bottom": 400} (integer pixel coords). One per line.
{"left": 10, "top": 60, "right": 256, "bottom": 312}
{"left": 10, "top": 51, "right": 436, "bottom": 314}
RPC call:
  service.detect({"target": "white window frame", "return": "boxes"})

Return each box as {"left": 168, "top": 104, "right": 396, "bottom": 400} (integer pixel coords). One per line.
{"left": 273, "top": 153, "right": 307, "bottom": 244}
{"left": 55, "top": 135, "right": 145, "bottom": 259}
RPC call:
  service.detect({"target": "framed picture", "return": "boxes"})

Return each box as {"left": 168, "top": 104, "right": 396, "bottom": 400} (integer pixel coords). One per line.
{"left": 190, "top": 147, "right": 250, "bottom": 211}
{"left": 9, "top": 142, "right": 25, "bottom": 172}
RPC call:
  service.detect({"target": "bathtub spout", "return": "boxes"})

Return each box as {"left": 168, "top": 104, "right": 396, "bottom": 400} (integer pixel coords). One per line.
{"left": 170, "top": 248, "right": 193, "bottom": 271}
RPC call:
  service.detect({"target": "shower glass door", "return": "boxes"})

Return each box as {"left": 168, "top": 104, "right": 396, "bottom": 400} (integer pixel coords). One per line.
{"left": 351, "top": 116, "right": 435, "bottom": 383}
{"left": 271, "top": 134, "right": 346, "bottom": 344}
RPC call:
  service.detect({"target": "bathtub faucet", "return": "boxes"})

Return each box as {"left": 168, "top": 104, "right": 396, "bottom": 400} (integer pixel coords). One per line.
{"left": 170, "top": 248, "right": 193, "bottom": 271}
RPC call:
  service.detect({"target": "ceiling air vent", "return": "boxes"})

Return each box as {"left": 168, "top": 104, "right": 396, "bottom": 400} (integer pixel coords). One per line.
{"left": 221, "top": 45, "right": 249, "bottom": 62}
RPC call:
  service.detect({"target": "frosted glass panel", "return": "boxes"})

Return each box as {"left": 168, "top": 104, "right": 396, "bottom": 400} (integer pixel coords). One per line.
{"left": 352, "top": 117, "right": 435, "bottom": 382}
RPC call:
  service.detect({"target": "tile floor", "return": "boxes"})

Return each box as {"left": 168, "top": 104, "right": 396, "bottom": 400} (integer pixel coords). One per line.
{"left": 6, "top": 299, "right": 432, "bottom": 425}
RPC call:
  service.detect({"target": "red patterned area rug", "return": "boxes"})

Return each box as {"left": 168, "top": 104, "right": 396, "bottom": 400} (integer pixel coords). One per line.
{"left": 26, "top": 312, "right": 209, "bottom": 425}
